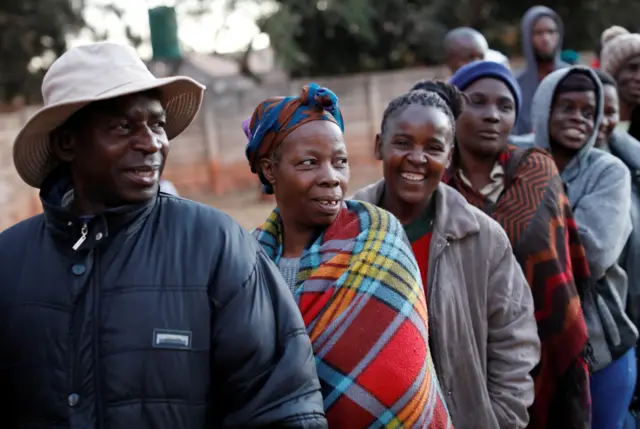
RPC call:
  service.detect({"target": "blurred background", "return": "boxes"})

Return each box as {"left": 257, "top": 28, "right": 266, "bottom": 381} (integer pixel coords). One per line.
{"left": 0, "top": 0, "right": 637, "bottom": 231}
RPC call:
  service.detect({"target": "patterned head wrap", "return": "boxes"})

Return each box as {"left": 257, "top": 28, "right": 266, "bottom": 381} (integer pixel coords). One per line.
{"left": 243, "top": 82, "right": 344, "bottom": 194}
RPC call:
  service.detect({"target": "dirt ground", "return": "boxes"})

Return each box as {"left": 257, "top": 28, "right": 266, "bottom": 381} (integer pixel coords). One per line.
{"left": 199, "top": 164, "right": 383, "bottom": 230}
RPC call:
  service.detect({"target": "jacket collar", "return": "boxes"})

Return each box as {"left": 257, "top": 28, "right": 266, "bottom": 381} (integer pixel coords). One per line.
{"left": 351, "top": 180, "right": 480, "bottom": 241}
{"left": 40, "top": 171, "right": 156, "bottom": 251}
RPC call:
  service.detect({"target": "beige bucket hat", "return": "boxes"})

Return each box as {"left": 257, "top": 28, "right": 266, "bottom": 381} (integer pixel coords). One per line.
{"left": 13, "top": 41, "right": 206, "bottom": 189}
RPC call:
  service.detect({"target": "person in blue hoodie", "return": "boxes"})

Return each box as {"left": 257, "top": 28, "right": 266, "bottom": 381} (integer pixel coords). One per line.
{"left": 513, "top": 6, "right": 568, "bottom": 135}
{"left": 515, "top": 65, "right": 639, "bottom": 429}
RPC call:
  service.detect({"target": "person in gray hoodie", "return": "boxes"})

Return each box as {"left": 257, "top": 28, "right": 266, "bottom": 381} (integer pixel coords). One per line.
{"left": 594, "top": 68, "right": 640, "bottom": 427}
{"left": 515, "top": 65, "right": 638, "bottom": 429}
{"left": 513, "top": 6, "right": 568, "bottom": 135}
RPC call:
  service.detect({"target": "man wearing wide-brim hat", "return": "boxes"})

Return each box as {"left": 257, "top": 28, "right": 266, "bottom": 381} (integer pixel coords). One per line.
{"left": 0, "top": 42, "right": 326, "bottom": 429}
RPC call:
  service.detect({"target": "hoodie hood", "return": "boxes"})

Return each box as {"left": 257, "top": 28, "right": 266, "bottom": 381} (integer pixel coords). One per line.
{"left": 512, "top": 6, "right": 568, "bottom": 135}
{"left": 520, "top": 6, "right": 565, "bottom": 71}
{"left": 530, "top": 65, "right": 604, "bottom": 181}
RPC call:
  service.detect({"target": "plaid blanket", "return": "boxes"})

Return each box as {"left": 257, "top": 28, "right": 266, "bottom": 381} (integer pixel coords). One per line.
{"left": 253, "top": 200, "right": 452, "bottom": 429}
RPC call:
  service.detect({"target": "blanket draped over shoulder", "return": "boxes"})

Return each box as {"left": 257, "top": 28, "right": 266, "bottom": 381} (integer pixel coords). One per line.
{"left": 253, "top": 200, "right": 452, "bottom": 429}
{"left": 445, "top": 145, "right": 591, "bottom": 429}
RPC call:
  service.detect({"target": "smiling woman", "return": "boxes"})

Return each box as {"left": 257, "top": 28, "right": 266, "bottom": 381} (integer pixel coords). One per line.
{"left": 243, "top": 83, "right": 454, "bottom": 429}
{"left": 352, "top": 79, "right": 540, "bottom": 429}
{"left": 258, "top": 119, "right": 348, "bottom": 253}
{"left": 447, "top": 61, "right": 593, "bottom": 429}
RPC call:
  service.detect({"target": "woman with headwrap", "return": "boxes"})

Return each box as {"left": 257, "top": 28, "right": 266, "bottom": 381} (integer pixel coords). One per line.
{"left": 242, "top": 83, "right": 453, "bottom": 429}
{"left": 352, "top": 81, "right": 540, "bottom": 429}
{"left": 445, "top": 61, "right": 592, "bottom": 429}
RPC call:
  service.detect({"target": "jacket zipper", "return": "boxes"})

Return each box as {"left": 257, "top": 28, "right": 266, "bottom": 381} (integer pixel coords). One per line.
{"left": 72, "top": 223, "right": 88, "bottom": 251}
{"left": 93, "top": 249, "right": 105, "bottom": 428}
{"left": 73, "top": 220, "right": 105, "bottom": 426}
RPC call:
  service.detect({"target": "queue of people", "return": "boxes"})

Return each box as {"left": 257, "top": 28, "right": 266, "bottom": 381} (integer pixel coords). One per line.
{"left": 1, "top": 4, "right": 640, "bottom": 429}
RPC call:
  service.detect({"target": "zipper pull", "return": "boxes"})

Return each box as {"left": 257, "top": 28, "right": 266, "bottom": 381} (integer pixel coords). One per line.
{"left": 72, "top": 223, "right": 88, "bottom": 251}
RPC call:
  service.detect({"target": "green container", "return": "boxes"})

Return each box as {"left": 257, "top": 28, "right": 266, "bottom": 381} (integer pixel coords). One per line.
{"left": 148, "top": 6, "right": 181, "bottom": 60}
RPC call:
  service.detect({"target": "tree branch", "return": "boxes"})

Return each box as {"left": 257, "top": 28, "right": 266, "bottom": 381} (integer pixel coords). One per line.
{"left": 238, "top": 34, "right": 261, "bottom": 84}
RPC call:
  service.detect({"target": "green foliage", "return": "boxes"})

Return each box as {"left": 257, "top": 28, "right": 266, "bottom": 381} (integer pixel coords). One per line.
{"left": 262, "top": 0, "right": 640, "bottom": 77}
{"left": 258, "top": 4, "right": 305, "bottom": 71}
{"left": 0, "top": 0, "right": 85, "bottom": 103}
{"left": 260, "top": 0, "right": 447, "bottom": 77}
{"left": 5, "top": 0, "right": 640, "bottom": 102}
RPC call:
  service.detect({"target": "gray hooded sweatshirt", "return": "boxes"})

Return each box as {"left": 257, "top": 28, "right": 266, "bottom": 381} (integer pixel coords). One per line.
{"left": 513, "top": 6, "right": 568, "bottom": 135}
{"left": 604, "top": 131, "right": 640, "bottom": 337}
{"left": 515, "top": 66, "right": 638, "bottom": 370}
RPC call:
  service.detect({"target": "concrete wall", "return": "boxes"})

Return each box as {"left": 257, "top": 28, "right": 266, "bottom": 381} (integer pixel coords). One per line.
{"left": 0, "top": 106, "right": 43, "bottom": 231}
{"left": 0, "top": 59, "right": 535, "bottom": 231}
{"left": 159, "top": 64, "right": 452, "bottom": 198}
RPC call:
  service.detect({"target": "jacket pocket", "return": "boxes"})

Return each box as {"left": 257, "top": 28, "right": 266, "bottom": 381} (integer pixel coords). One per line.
{"left": 596, "top": 294, "right": 622, "bottom": 347}
{"left": 583, "top": 277, "right": 639, "bottom": 371}
{"left": 100, "top": 286, "right": 211, "bottom": 404}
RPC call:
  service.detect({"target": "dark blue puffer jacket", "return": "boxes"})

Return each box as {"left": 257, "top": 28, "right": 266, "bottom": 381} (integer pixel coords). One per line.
{"left": 0, "top": 175, "right": 327, "bottom": 429}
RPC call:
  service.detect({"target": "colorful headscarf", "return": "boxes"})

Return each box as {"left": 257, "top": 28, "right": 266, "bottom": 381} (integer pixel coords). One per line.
{"left": 243, "top": 82, "right": 344, "bottom": 194}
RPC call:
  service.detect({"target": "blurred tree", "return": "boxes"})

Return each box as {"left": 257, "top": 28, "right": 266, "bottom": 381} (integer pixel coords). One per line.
{"left": 89, "top": 4, "right": 144, "bottom": 49}
{"left": 259, "top": 0, "right": 449, "bottom": 77}
{"left": 5, "top": 0, "right": 640, "bottom": 103}
{"left": 181, "top": 0, "right": 265, "bottom": 82}
{"left": 0, "top": 0, "right": 85, "bottom": 103}
{"left": 261, "top": 0, "right": 640, "bottom": 77}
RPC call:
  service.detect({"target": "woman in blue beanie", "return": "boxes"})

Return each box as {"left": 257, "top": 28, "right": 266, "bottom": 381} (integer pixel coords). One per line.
{"left": 444, "top": 61, "right": 592, "bottom": 429}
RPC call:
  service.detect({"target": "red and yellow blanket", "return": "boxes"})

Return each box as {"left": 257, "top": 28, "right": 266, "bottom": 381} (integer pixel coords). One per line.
{"left": 254, "top": 200, "right": 453, "bottom": 428}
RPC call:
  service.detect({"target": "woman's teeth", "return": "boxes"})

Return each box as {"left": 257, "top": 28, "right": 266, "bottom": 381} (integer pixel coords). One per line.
{"left": 134, "top": 170, "right": 155, "bottom": 178}
{"left": 320, "top": 200, "right": 339, "bottom": 206}
{"left": 565, "top": 129, "right": 585, "bottom": 139}
{"left": 400, "top": 172, "right": 425, "bottom": 181}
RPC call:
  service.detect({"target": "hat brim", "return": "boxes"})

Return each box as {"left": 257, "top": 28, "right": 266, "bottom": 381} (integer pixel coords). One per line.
{"left": 13, "top": 76, "right": 206, "bottom": 189}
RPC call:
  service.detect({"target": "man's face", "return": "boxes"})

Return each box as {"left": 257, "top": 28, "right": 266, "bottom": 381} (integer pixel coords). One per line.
{"left": 531, "top": 16, "right": 560, "bottom": 61}
{"left": 446, "top": 36, "right": 487, "bottom": 73}
{"left": 61, "top": 91, "right": 169, "bottom": 209}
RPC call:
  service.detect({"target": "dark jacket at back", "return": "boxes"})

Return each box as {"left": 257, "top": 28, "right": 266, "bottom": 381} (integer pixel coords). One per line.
{"left": 608, "top": 131, "right": 640, "bottom": 327}
{"left": 0, "top": 176, "right": 327, "bottom": 429}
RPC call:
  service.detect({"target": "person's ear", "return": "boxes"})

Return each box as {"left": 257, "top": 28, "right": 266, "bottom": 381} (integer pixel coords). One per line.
{"left": 259, "top": 158, "right": 277, "bottom": 188}
{"left": 374, "top": 133, "right": 383, "bottom": 160}
{"left": 445, "top": 144, "right": 454, "bottom": 169}
{"left": 50, "top": 128, "right": 77, "bottom": 163}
